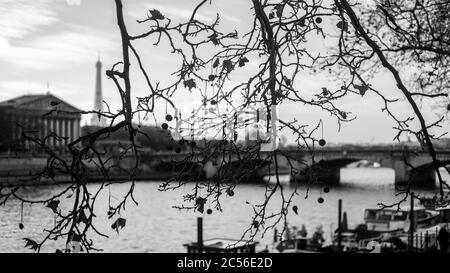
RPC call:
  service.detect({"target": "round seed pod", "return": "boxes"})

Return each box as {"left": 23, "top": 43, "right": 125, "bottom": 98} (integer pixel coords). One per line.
{"left": 161, "top": 123, "right": 169, "bottom": 130}
{"left": 318, "top": 197, "right": 324, "bottom": 204}
{"left": 319, "top": 139, "right": 326, "bottom": 146}
{"left": 227, "top": 189, "right": 234, "bottom": 197}
{"left": 165, "top": 114, "right": 173, "bottom": 122}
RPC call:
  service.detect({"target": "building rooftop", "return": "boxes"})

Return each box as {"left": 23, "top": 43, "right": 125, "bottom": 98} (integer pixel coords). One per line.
{"left": 0, "top": 94, "right": 46, "bottom": 106}
{"left": 0, "top": 93, "right": 81, "bottom": 112}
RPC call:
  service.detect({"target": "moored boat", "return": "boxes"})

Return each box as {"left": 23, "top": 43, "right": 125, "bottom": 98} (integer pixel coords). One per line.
{"left": 271, "top": 237, "right": 323, "bottom": 253}
{"left": 363, "top": 205, "right": 439, "bottom": 233}
{"left": 183, "top": 238, "right": 258, "bottom": 253}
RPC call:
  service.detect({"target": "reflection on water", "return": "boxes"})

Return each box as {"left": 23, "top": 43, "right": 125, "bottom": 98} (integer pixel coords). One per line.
{"left": 0, "top": 168, "right": 446, "bottom": 252}
{"left": 341, "top": 167, "right": 395, "bottom": 186}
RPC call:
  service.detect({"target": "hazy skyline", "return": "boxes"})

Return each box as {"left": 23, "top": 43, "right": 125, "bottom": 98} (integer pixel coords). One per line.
{"left": 1, "top": 0, "right": 448, "bottom": 144}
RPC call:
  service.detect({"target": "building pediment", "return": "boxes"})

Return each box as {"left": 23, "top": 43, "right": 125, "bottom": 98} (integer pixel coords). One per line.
{"left": 0, "top": 93, "right": 81, "bottom": 113}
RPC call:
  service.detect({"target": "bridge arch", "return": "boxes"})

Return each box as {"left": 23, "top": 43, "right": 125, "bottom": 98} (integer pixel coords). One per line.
{"left": 292, "top": 158, "right": 364, "bottom": 185}
{"left": 292, "top": 156, "right": 450, "bottom": 187}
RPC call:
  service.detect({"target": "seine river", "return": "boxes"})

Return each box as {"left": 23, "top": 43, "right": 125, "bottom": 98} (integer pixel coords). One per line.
{"left": 1, "top": 168, "right": 449, "bottom": 253}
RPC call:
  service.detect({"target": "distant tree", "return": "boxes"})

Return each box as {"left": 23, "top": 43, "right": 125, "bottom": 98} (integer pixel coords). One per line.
{"left": 311, "top": 225, "right": 325, "bottom": 245}
{"left": 81, "top": 124, "right": 179, "bottom": 151}
{"left": 299, "top": 224, "right": 308, "bottom": 237}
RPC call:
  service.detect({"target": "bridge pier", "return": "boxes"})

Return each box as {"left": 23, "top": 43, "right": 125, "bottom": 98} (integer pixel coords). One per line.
{"left": 408, "top": 167, "right": 436, "bottom": 188}
{"left": 393, "top": 159, "right": 409, "bottom": 186}
{"left": 316, "top": 166, "right": 341, "bottom": 185}
{"left": 394, "top": 160, "right": 436, "bottom": 188}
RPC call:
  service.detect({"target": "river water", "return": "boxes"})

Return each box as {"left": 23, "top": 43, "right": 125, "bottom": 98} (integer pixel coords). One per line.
{"left": 1, "top": 167, "right": 449, "bottom": 253}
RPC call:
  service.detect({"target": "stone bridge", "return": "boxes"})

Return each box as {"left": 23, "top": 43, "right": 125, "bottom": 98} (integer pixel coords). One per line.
{"left": 280, "top": 145, "right": 450, "bottom": 187}
{"left": 118, "top": 144, "right": 450, "bottom": 187}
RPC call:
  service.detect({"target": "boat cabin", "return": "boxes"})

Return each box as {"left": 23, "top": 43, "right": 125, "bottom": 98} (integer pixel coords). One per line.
{"left": 364, "top": 206, "right": 437, "bottom": 232}
{"left": 183, "top": 238, "right": 258, "bottom": 253}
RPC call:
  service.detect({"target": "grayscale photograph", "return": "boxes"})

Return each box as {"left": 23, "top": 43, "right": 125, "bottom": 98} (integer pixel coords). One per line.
{"left": 0, "top": 0, "right": 449, "bottom": 261}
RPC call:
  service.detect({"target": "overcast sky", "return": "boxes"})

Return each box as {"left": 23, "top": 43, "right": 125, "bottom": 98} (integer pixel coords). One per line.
{"left": 0, "top": 0, "right": 448, "bottom": 144}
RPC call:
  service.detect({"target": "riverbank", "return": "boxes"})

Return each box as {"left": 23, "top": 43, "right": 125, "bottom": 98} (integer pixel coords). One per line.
{"left": 0, "top": 155, "right": 268, "bottom": 186}
{"left": 0, "top": 155, "right": 196, "bottom": 186}
{"left": 0, "top": 173, "right": 182, "bottom": 186}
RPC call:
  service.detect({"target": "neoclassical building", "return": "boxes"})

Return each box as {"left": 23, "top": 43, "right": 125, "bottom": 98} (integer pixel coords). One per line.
{"left": 0, "top": 93, "right": 81, "bottom": 151}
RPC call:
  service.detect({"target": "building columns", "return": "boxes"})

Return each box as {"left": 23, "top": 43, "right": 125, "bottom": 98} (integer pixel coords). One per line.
{"left": 49, "top": 118, "right": 54, "bottom": 146}
{"left": 63, "top": 119, "right": 67, "bottom": 144}
{"left": 39, "top": 118, "right": 45, "bottom": 141}
{"left": 43, "top": 118, "right": 47, "bottom": 141}
{"left": 60, "top": 119, "right": 65, "bottom": 146}
{"left": 69, "top": 119, "right": 74, "bottom": 143}
{"left": 74, "top": 119, "right": 80, "bottom": 140}
{"left": 66, "top": 119, "right": 71, "bottom": 143}
{"left": 55, "top": 118, "right": 60, "bottom": 146}
{"left": 3, "top": 111, "right": 81, "bottom": 150}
